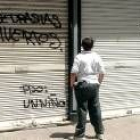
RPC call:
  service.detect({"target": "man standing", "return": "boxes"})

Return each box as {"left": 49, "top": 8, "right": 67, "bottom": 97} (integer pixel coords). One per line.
{"left": 70, "top": 37, "right": 106, "bottom": 140}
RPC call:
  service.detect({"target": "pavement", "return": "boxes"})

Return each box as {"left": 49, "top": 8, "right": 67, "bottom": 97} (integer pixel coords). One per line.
{"left": 0, "top": 115, "right": 140, "bottom": 140}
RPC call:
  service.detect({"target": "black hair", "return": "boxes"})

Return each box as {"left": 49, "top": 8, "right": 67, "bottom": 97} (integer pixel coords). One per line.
{"left": 82, "top": 37, "right": 94, "bottom": 51}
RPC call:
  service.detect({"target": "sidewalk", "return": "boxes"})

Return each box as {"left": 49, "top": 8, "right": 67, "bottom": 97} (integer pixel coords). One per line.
{"left": 0, "top": 115, "right": 140, "bottom": 140}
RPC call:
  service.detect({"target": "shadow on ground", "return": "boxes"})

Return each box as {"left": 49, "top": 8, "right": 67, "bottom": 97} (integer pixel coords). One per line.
{"left": 50, "top": 132, "right": 74, "bottom": 139}
{"left": 50, "top": 132, "right": 96, "bottom": 139}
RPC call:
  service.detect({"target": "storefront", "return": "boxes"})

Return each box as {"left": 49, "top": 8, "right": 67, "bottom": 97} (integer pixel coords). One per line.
{"left": 0, "top": 0, "right": 69, "bottom": 130}
{"left": 81, "top": 0, "right": 140, "bottom": 116}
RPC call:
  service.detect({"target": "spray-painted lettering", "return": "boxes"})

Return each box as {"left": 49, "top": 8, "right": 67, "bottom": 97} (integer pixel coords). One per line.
{"left": 0, "top": 13, "right": 61, "bottom": 28}
{"left": 20, "top": 84, "right": 48, "bottom": 94}
{"left": 0, "top": 26, "right": 61, "bottom": 49}
{"left": 23, "top": 97, "right": 66, "bottom": 108}
{"left": 21, "top": 84, "right": 66, "bottom": 108}
{"left": 0, "top": 12, "right": 62, "bottom": 51}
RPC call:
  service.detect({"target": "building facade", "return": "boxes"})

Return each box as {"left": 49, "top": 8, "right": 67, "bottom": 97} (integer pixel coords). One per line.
{"left": 0, "top": 0, "right": 140, "bottom": 131}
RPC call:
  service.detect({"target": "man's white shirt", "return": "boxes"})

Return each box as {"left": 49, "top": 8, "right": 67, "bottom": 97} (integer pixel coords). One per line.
{"left": 71, "top": 51, "right": 106, "bottom": 84}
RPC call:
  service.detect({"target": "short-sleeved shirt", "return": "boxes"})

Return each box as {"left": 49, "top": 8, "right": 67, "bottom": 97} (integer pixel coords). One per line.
{"left": 71, "top": 51, "right": 106, "bottom": 84}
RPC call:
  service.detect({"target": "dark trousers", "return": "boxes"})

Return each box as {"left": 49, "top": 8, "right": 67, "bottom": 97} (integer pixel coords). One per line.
{"left": 74, "top": 81, "right": 104, "bottom": 136}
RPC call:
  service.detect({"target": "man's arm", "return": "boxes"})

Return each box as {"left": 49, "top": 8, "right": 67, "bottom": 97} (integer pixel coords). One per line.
{"left": 70, "top": 55, "right": 80, "bottom": 88}
{"left": 98, "top": 55, "right": 105, "bottom": 84}
{"left": 70, "top": 73, "right": 76, "bottom": 88}
{"left": 98, "top": 73, "right": 105, "bottom": 84}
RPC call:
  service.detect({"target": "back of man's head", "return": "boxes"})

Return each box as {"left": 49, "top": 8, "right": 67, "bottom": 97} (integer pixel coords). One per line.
{"left": 82, "top": 37, "right": 94, "bottom": 51}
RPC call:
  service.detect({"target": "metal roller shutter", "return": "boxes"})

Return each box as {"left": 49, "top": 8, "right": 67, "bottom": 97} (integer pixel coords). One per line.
{"left": 0, "top": 0, "right": 68, "bottom": 122}
{"left": 82, "top": 0, "right": 140, "bottom": 111}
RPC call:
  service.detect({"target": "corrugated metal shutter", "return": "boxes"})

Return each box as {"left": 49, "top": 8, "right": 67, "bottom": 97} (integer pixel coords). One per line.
{"left": 0, "top": 0, "right": 68, "bottom": 122}
{"left": 82, "top": 0, "right": 140, "bottom": 111}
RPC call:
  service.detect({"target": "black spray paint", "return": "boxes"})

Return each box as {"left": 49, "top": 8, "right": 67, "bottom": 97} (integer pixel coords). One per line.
{"left": 0, "top": 26, "right": 61, "bottom": 49}
{"left": 20, "top": 84, "right": 66, "bottom": 108}
{"left": 20, "top": 84, "right": 48, "bottom": 94}
{"left": 23, "top": 97, "right": 66, "bottom": 108}
{"left": 0, "top": 13, "right": 61, "bottom": 28}
{"left": 0, "top": 12, "right": 62, "bottom": 51}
